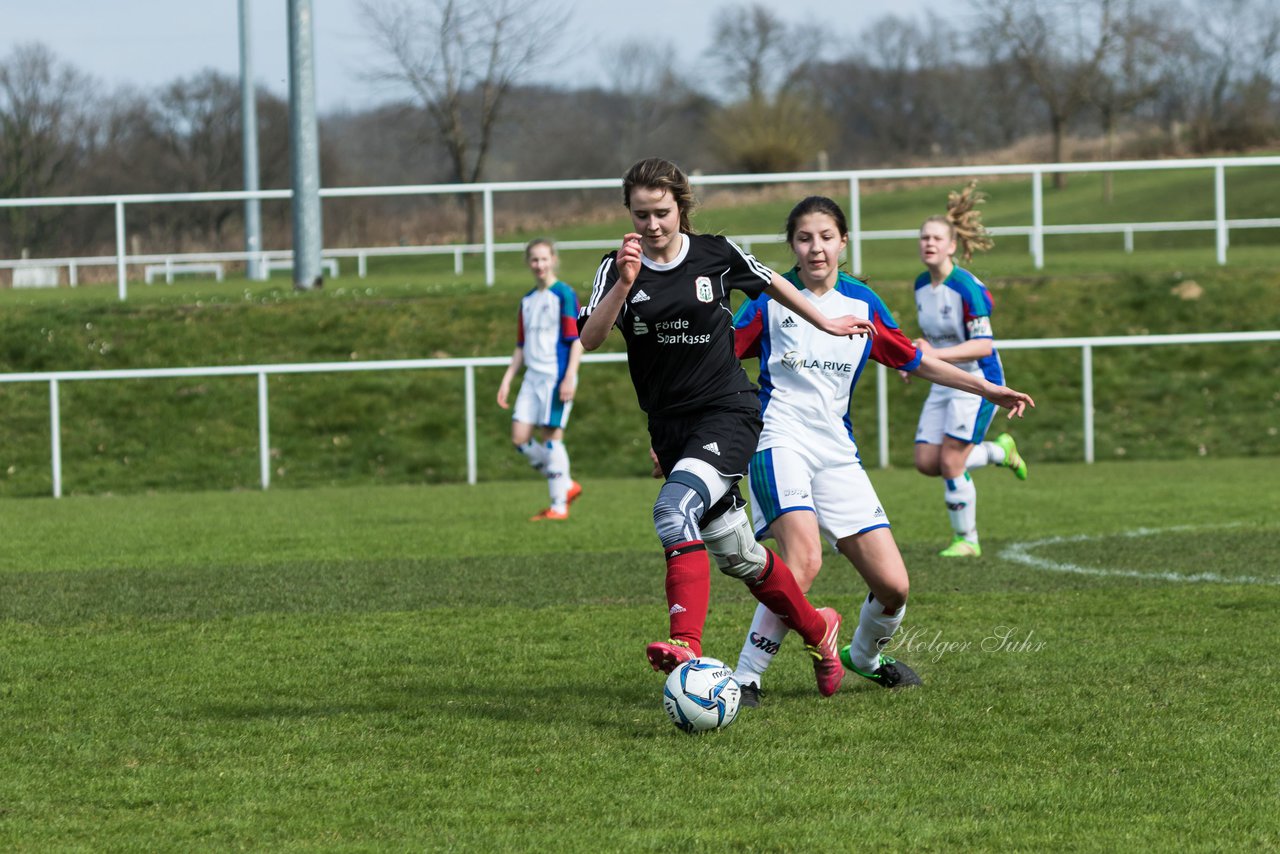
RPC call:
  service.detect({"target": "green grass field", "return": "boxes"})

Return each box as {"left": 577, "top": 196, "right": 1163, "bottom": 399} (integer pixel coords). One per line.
{"left": 1, "top": 159, "right": 1277, "bottom": 848}
{"left": 1, "top": 458, "right": 1277, "bottom": 850}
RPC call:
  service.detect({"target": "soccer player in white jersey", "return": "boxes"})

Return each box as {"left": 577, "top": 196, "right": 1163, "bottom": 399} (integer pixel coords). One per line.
{"left": 730, "top": 196, "right": 1034, "bottom": 705}
{"left": 908, "top": 183, "right": 1029, "bottom": 557}
{"left": 579, "top": 158, "right": 876, "bottom": 695}
{"left": 497, "top": 239, "right": 583, "bottom": 521}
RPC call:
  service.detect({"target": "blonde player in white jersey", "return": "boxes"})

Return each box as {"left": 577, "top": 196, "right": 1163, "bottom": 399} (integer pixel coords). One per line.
{"left": 730, "top": 196, "right": 1034, "bottom": 705}
{"left": 497, "top": 239, "right": 584, "bottom": 520}
{"left": 909, "top": 183, "right": 1028, "bottom": 557}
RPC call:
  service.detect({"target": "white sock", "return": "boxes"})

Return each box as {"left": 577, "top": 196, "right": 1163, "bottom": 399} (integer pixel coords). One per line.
{"left": 733, "top": 602, "right": 789, "bottom": 689}
{"left": 545, "top": 440, "right": 571, "bottom": 511}
{"left": 944, "top": 472, "right": 978, "bottom": 542}
{"left": 967, "top": 441, "right": 1005, "bottom": 469}
{"left": 848, "top": 593, "right": 906, "bottom": 673}
{"left": 517, "top": 439, "right": 548, "bottom": 473}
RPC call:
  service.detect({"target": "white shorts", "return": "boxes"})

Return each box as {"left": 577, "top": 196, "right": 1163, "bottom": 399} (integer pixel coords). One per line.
{"left": 914, "top": 382, "right": 996, "bottom": 446}
{"left": 747, "top": 445, "right": 890, "bottom": 547}
{"left": 512, "top": 370, "right": 573, "bottom": 429}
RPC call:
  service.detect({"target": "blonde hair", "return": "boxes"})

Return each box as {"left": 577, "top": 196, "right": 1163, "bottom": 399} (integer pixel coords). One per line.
{"left": 524, "top": 237, "right": 557, "bottom": 259}
{"left": 922, "top": 181, "right": 993, "bottom": 264}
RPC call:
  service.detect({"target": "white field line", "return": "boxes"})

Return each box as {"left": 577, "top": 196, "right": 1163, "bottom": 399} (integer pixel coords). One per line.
{"left": 998, "top": 525, "right": 1279, "bottom": 586}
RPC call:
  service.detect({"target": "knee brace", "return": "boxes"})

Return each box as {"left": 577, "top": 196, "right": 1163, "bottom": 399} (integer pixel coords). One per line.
{"left": 652, "top": 476, "right": 707, "bottom": 549}
{"left": 700, "top": 506, "right": 767, "bottom": 582}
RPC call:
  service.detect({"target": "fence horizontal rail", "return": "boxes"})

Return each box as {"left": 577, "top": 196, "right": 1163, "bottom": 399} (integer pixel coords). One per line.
{"left": 3, "top": 331, "right": 1276, "bottom": 498}
{"left": 3, "top": 155, "right": 1279, "bottom": 296}
{"left": 6, "top": 215, "right": 1279, "bottom": 285}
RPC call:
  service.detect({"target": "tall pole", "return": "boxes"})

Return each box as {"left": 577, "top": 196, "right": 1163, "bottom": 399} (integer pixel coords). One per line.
{"left": 239, "top": 0, "right": 264, "bottom": 281}
{"left": 287, "top": 0, "right": 323, "bottom": 289}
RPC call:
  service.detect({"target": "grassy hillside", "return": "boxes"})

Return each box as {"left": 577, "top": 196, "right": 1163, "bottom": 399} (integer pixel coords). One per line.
{"left": 1, "top": 169, "right": 1278, "bottom": 498}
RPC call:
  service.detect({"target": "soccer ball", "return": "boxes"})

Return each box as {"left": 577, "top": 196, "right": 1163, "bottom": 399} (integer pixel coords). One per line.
{"left": 662, "top": 657, "right": 741, "bottom": 734}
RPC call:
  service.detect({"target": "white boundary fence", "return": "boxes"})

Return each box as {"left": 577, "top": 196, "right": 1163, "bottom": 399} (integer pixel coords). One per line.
{"left": 2, "top": 155, "right": 1279, "bottom": 299}
{"left": 1, "top": 330, "right": 1276, "bottom": 498}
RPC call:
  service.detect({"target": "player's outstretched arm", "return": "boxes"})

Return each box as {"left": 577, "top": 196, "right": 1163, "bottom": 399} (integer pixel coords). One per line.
{"left": 764, "top": 272, "right": 875, "bottom": 339}
{"left": 912, "top": 354, "right": 1035, "bottom": 418}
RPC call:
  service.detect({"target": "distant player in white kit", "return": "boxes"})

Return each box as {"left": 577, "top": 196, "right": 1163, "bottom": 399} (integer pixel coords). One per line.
{"left": 730, "top": 196, "right": 1034, "bottom": 705}
{"left": 909, "top": 183, "right": 1028, "bottom": 557}
{"left": 497, "top": 239, "right": 583, "bottom": 520}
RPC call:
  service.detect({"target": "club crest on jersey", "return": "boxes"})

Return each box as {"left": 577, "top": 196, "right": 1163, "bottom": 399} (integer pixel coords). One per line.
{"left": 694, "top": 276, "right": 714, "bottom": 303}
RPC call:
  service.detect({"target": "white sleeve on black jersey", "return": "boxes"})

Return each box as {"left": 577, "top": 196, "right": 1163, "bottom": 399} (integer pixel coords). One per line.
{"left": 581, "top": 253, "right": 621, "bottom": 327}
{"left": 723, "top": 237, "right": 774, "bottom": 296}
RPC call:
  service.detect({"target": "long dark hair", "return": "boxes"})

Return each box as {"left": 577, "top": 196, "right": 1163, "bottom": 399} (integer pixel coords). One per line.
{"left": 786, "top": 195, "right": 849, "bottom": 243}
{"left": 785, "top": 195, "right": 867, "bottom": 283}
{"left": 622, "top": 158, "right": 696, "bottom": 234}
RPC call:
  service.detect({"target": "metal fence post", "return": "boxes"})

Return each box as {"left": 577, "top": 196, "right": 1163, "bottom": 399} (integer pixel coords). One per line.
{"left": 465, "top": 364, "right": 478, "bottom": 484}
{"left": 483, "top": 187, "right": 495, "bottom": 286}
{"left": 1032, "top": 170, "right": 1045, "bottom": 270}
{"left": 258, "top": 371, "right": 271, "bottom": 489}
{"left": 49, "top": 378, "right": 63, "bottom": 498}
{"left": 1082, "top": 344, "right": 1094, "bottom": 463}
{"left": 1214, "top": 162, "right": 1228, "bottom": 265}
{"left": 115, "top": 201, "right": 128, "bottom": 301}
{"left": 849, "top": 176, "right": 863, "bottom": 276}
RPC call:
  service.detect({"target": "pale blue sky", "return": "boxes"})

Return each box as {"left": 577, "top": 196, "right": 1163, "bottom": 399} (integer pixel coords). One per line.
{"left": 3, "top": 1, "right": 931, "bottom": 112}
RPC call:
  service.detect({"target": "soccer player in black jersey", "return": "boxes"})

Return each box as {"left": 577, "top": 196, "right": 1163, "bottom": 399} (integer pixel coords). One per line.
{"left": 579, "top": 157, "right": 874, "bottom": 696}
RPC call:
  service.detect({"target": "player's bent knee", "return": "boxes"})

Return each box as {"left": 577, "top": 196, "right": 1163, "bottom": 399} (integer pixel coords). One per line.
{"left": 652, "top": 480, "right": 705, "bottom": 549}
{"left": 787, "top": 548, "right": 824, "bottom": 589}
{"left": 701, "top": 507, "right": 767, "bottom": 582}
{"left": 879, "top": 584, "right": 909, "bottom": 612}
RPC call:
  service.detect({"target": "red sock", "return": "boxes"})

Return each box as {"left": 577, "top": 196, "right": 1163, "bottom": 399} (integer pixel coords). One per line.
{"left": 745, "top": 548, "right": 824, "bottom": 645}
{"left": 664, "top": 541, "right": 709, "bottom": 655}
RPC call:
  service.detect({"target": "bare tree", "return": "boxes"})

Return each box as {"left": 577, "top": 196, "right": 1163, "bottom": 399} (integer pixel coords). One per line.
{"left": 707, "top": 4, "right": 810, "bottom": 104}
{"left": 136, "top": 72, "right": 306, "bottom": 247}
{"left": 1173, "top": 0, "right": 1280, "bottom": 151}
{"left": 1089, "top": 0, "right": 1173, "bottom": 199}
{"left": 704, "top": 4, "right": 833, "bottom": 171}
{"left": 359, "top": 0, "right": 568, "bottom": 240}
{"left": 0, "top": 43, "right": 92, "bottom": 253}
{"left": 976, "top": 0, "right": 1116, "bottom": 188}
{"left": 600, "top": 40, "right": 707, "bottom": 172}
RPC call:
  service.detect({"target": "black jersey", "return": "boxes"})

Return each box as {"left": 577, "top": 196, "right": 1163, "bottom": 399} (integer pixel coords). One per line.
{"left": 581, "top": 233, "right": 773, "bottom": 417}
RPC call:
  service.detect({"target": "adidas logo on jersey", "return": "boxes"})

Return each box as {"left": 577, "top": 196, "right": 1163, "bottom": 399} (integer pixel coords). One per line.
{"left": 631, "top": 290, "right": 650, "bottom": 303}
{"left": 781, "top": 315, "right": 798, "bottom": 328}
{"left": 702, "top": 442, "right": 720, "bottom": 455}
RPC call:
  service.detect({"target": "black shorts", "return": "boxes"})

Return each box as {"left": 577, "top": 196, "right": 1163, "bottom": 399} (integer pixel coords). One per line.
{"left": 648, "top": 391, "right": 761, "bottom": 523}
